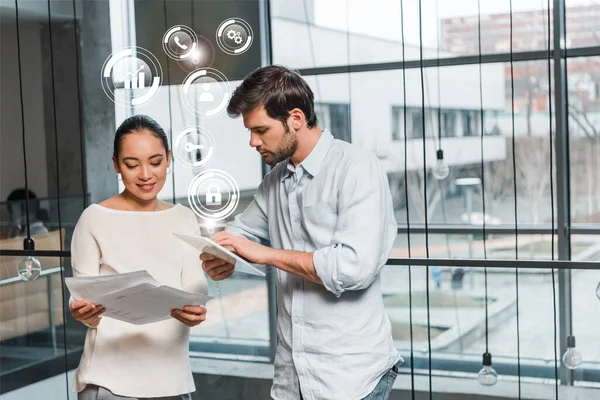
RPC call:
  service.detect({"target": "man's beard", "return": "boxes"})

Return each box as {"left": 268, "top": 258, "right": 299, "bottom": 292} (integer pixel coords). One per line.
{"left": 265, "top": 123, "right": 298, "bottom": 166}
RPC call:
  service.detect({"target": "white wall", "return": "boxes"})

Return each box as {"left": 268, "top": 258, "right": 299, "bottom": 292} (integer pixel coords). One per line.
{"left": 0, "top": 21, "right": 49, "bottom": 200}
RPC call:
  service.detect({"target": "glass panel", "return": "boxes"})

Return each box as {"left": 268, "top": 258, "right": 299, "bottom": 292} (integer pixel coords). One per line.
{"left": 571, "top": 235, "right": 600, "bottom": 367}
{"left": 271, "top": 0, "right": 553, "bottom": 69}
{"left": 565, "top": 0, "right": 600, "bottom": 49}
{"left": 0, "top": 256, "right": 83, "bottom": 395}
{"left": 568, "top": 57, "right": 600, "bottom": 224}
{"left": 388, "top": 233, "right": 599, "bottom": 384}
{"left": 299, "top": 61, "right": 554, "bottom": 227}
{"left": 190, "top": 272, "right": 270, "bottom": 360}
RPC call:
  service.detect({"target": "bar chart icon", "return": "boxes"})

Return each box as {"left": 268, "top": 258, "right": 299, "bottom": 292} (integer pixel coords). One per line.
{"left": 101, "top": 47, "right": 162, "bottom": 106}
{"left": 122, "top": 66, "right": 146, "bottom": 90}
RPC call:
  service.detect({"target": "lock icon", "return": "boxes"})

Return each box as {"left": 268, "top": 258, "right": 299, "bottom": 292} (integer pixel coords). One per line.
{"left": 205, "top": 185, "right": 222, "bottom": 206}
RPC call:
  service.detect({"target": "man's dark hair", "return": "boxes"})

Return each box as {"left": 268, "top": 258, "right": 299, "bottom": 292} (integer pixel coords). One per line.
{"left": 6, "top": 188, "right": 48, "bottom": 223}
{"left": 113, "top": 114, "right": 169, "bottom": 159}
{"left": 227, "top": 65, "right": 318, "bottom": 128}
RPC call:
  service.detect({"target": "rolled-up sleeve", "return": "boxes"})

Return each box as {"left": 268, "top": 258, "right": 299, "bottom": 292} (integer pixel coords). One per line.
{"left": 226, "top": 175, "right": 271, "bottom": 246}
{"left": 313, "top": 158, "right": 397, "bottom": 297}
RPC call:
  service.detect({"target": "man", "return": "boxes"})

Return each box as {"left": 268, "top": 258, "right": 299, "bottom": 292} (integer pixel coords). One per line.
{"left": 5, "top": 188, "right": 49, "bottom": 238}
{"left": 201, "top": 65, "right": 402, "bottom": 400}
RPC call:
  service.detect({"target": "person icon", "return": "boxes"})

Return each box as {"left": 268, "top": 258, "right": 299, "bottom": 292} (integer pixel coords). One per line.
{"left": 199, "top": 83, "right": 214, "bottom": 102}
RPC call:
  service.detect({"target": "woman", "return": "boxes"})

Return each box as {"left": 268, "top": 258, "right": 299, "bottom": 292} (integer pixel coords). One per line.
{"left": 69, "top": 115, "right": 207, "bottom": 400}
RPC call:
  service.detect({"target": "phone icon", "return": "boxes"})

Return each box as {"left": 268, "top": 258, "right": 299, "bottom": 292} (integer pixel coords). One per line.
{"left": 174, "top": 36, "right": 188, "bottom": 50}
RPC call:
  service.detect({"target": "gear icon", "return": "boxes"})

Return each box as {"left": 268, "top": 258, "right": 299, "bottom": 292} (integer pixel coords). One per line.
{"left": 234, "top": 35, "right": 243, "bottom": 44}
{"left": 226, "top": 29, "right": 237, "bottom": 40}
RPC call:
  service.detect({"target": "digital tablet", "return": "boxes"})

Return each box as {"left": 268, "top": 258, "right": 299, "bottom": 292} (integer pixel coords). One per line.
{"left": 173, "top": 233, "right": 266, "bottom": 277}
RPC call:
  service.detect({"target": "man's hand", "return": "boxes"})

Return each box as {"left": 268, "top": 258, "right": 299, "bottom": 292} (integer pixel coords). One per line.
{"left": 70, "top": 300, "right": 105, "bottom": 327}
{"left": 200, "top": 251, "right": 235, "bottom": 281}
{"left": 211, "top": 231, "right": 272, "bottom": 265}
{"left": 171, "top": 305, "right": 207, "bottom": 327}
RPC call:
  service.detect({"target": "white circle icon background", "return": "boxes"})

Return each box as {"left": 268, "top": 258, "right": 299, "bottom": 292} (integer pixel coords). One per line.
{"left": 181, "top": 68, "right": 231, "bottom": 118}
{"left": 163, "top": 25, "right": 198, "bottom": 61}
{"left": 216, "top": 18, "right": 254, "bottom": 55}
{"left": 101, "top": 46, "right": 162, "bottom": 107}
{"left": 174, "top": 127, "right": 216, "bottom": 168}
{"left": 188, "top": 169, "right": 240, "bottom": 221}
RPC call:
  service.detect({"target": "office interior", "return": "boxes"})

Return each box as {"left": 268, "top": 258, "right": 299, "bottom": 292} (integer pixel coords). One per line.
{"left": 0, "top": 0, "right": 599, "bottom": 399}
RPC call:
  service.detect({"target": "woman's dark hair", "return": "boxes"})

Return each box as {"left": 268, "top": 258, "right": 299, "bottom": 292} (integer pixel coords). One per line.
{"left": 227, "top": 65, "right": 318, "bottom": 128}
{"left": 113, "top": 114, "right": 169, "bottom": 159}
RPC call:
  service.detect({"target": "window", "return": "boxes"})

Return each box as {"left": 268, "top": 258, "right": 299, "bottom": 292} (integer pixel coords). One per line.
{"left": 391, "top": 107, "right": 404, "bottom": 141}
{"left": 411, "top": 108, "right": 424, "bottom": 138}
{"left": 462, "top": 110, "right": 479, "bottom": 136}
{"left": 315, "top": 102, "right": 351, "bottom": 142}
{"left": 441, "top": 110, "right": 456, "bottom": 137}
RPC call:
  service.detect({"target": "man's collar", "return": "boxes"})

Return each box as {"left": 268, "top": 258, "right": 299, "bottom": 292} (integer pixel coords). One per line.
{"left": 281, "top": 129, "right": 333, "bottom": 181}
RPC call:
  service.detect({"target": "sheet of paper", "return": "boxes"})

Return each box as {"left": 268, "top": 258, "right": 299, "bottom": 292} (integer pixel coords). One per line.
{"left": 173, "top": 233, "right": 266, "bottom": 277}
{"left": 97, "top": 283, "right": 212, "bottom": 325}
{"left": 65, "top": 270, "right": 160, "bottom": 302}
{"left": 65, "top": 270, "right": 213, "bottom": 325}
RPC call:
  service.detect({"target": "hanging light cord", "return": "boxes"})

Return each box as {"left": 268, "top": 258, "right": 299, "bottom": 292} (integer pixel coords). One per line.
{"left": 436, "top": 0, "right": 442, "bottom": 152}
{"left": 46, "top": 0, "right": 64, "bottom": 270}
{"left": 13, "top": 0, "right": 31, "bottom": 240}
{"left": 417, "top": 1, "right": 433, "bottom": 397}
{"left": 71, "top": 0, "right": 87, "bottom": 208}
{"left": 162, "top": 0, "right": 176, "bottom": 205}
{"left": 346, "top": 0, "right": 352, "bottom": 142}
{"left": 435, "top": 0, "right": 452, "bottom": 258}
{"left": 302, "top": 0, "right": 321, "bottom": 98}
{"left": 400, "top": 2, "right": 415, "bottom": 398}
{"left": 477, "top": 0, "right": 489, "bottom": 355}
{"left": 544, "top": 0, "right": 559, "bottom": 396}
{"left": 508, "top": 0, "right": 522, "bottom": 397}
{"left": 45, "top": 0, "right": 70, "bottom": 393}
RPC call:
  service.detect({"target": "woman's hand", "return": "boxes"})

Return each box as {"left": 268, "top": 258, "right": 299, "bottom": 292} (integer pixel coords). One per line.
{"left": 171, "top": 305, "right": 207, "bottom": 327}
{"left": 70, "top": 300, "right": 105, "bottom": 327}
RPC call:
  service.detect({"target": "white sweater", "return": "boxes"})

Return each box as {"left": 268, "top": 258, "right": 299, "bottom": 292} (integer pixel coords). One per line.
{"left": 70, "top": 204, "right": 207, "bottom": 397}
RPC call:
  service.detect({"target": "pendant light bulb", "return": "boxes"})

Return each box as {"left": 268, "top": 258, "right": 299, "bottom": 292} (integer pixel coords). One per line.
{"left": 433, "top": 149, "right": 450, "bottom": 180}
{"left": 477, "top": 352, "right": 498, "bottom": 386}
{"left": 17, "top": 237, "right": 41, "bottom": 281}
{"left": 562, "top": 335, "right": 583, "bottom": 370}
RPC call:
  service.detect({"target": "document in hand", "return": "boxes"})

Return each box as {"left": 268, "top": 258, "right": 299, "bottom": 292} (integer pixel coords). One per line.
{"left": 173, "top": 233, "right": 266, "bottom": 277}
{"left": 65, "top": 270, "right": 213, "bottom": 325}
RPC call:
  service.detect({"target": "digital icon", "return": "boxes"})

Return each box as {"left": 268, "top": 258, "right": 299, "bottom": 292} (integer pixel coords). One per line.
{"left": 101, "top": 47, "right": 162, "bottom": 107}
{"left": 181, "top": 68, "right": 231, "bottom": 118}
{"left": 216, "top": 18, "right": 253, "bottom": 55}
{"left": 175, "top": 34, "right": 215, "bottom": 72}
{"left": 163, "top": 25, "right": 198, "bottom": 61}
{"left": 205, "top": 185, "right": 222, "bottom": 206}
{"left": 174, "top": 127, "right": 216, "bottom": 168}
{"left": 188, "top": 169, "right": 240, "bottom": 221}
{"left": 122, "top": 65, "right": 146, "bottom": 89}
{"left": 174, "top": 37, "right": 188, "bottom": 50}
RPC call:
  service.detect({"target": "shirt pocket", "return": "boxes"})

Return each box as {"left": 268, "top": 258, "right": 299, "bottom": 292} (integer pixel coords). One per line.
{"left": 302, "top": 201, "right": 337, "bottom": 246}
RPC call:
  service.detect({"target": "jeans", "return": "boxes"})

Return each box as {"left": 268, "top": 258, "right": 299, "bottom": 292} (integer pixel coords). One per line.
{"left": 77, "top": 385, "right": 192, "bottom": 400}
{"left": 360, "top": 361, "right": 400, "bottom": 400}
{"left": 299, "top": 360, "right": 401, "bottom": 400}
